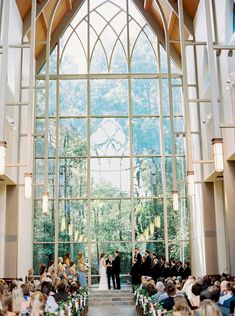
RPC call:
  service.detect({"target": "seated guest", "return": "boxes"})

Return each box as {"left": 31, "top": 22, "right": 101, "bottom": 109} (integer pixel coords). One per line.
{"left": 21, "top": 283, "right": 31, "bottom": 313}
{"left": 147, "top": 282, "right": 157, "bottom": 297}
{"left": 69, "top": 282, "right": 78, "bottom": 297}
{"left": 220, "top": 280, "right": 228, "bottom": 296}
{"left": 218, "top": 282, "right": 232, "bottom": 305}
{"left": 159, "top": 279, "right": 175, "bottom": 302}
{"left": 161, "top": 283, "right": 177, "bottom": 311}
{"left": 173, "top": 296, "right": 192, "bottom": 316}
{"left": 12, "top": 287, "right": 23, "bottom": 315}
{"left": 153, "top": 281, "right": 165, "bottom": 303}
{"left": 1, "top": 294, "right": 17, "bottom": 316}
{"left": 182, "top": 276, "right": 195, "bottom": 297}
{"left": 53, "top": 282, "right": 69, "bottom": 303}
{"left": 30, "top": 291, "right": 46, "bottom": 316}
{"left": 41, "top": 281, "right": 58, "bottom": 313}
{"left": 195, "top": 299, "right": 222, "bottom": 316}
{"left": 187, "top": 282, "right": 203, "bottom": 309}
{"left": 220, "top": 282, "right": 235, "bottom": 308}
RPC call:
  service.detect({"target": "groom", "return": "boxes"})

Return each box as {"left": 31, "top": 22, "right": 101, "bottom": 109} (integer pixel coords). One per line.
{"left": 112, "top": 250, "right": 121, "bottom": 290}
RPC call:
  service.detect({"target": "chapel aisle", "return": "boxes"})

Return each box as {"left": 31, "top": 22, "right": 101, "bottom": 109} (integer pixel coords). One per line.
{"left": 88, "top": 305, "right": 137, "bottom": 316}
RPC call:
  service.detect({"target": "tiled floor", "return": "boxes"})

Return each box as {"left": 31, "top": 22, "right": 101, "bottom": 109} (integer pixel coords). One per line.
{"left": 88, "top": 305, "right": 137, "bottom": 316}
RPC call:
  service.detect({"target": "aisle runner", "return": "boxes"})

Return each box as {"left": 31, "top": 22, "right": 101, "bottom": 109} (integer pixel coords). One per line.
{"left": 89, "top": 306, "right": 137, "bottom": 316}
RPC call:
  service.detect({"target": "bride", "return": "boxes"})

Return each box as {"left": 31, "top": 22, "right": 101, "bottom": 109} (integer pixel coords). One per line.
{"left": 98, "top": 253, "right": 108, "bottom": 290}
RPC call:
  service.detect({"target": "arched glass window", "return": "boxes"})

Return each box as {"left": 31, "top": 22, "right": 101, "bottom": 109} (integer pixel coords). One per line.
{"left": 34, "top": 0, "right": 189, "bottom": 284}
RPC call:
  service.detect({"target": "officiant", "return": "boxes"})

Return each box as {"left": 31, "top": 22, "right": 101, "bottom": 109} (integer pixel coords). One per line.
{"left": 106, "top": 254, "right": 115, "bottom": 290}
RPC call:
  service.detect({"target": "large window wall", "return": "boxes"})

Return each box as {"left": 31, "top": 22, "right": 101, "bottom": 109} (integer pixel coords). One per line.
{"left": 33, "top": 0, "right": 189, "bottom": 284}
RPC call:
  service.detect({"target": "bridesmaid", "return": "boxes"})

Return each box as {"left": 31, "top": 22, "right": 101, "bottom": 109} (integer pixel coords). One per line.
{"left": 78, "top": 253, "right": 87, "bottom": 288}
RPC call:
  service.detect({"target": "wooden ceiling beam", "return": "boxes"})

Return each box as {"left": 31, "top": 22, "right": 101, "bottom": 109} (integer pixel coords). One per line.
{"left": 165, "top": 0, "right": 194, "bottom": 35}
{"left": 67, "top": 0, "right": 73, "bottom": 11}
{"left": 132, "top": 0, "right": 181, "bottom": 69}
{"left": 36, "top": 0, "right": 85, "bottom": 72}
{"left": 23, "top": 0, "right": 50, "bottom": 37}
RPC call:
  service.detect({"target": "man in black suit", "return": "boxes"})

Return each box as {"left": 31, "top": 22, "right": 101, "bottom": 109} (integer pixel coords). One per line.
{"left": 183, "top": 261, "right": 191, "bottom": 279}
{"left": 106, "top": 255, "right": 115, "bottom": 290}
{"left": 134, "top": 247, "right": 142, "bottom": 266}
{"left": 170, "top": 260, "right": 178, "bottom": 278}
{"left": 176, "top": 260, "right": 184, "bottom": 278}
{"left": 112, "top": 250, "right": 121, "bottom": 289}
{"left": 144, "top": 249, "right": 152, "bottom": 275}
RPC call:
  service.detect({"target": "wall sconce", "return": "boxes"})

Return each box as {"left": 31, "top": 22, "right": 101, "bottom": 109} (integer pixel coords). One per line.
{"left": 172, "top": 190, "right": 179, "bottom": 211}
{"left": 0, "top": 141, "right": 7, "bottom": 175}
{"left": 42, "top": 191, "right": 49, "bottom": 213}
{"left": 24, "top": 173, "right": 32, "bottom": 199}
{"left": 228, "top": 49, "right": 233, "bottom": 57}
{"left": 212, "top": 138, "right": 224, "bottom": 172}
{"left": 187, "top": 170, "right": 195, "bottom": 196}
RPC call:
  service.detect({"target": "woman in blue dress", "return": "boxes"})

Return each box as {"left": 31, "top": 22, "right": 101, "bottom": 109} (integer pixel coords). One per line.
{"left": 78, "top": 253, "right": 87, "bottom": 288}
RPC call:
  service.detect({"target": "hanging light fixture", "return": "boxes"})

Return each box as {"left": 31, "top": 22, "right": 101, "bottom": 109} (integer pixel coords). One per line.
{"left": 187, "top": 171, "right": 195, "bottom": 196}
{"left": 69, "top": 223, "right": 73, "bottom": 236}
{"left": 42, "top": 191, "right": 49, "bottom": 213}
{"left": 24, "top": 173, "right": 32, "bottom": 199}
{"left": 172, "top": 190, "right": 179, "bottom": 211}
{"left": 155, "top": 215, "right": 161, "bottom": 228}
{"left": 0, "top": 141, "right": 7, "bottom": 175}
{"left": 212, "top": 138, "right": 224, "bottom": 172}
{"left": 74, "top": 230, "right": 79, "bottom": 241}
{"left": 61, "top": 216, "right": 66, "bottom": 232}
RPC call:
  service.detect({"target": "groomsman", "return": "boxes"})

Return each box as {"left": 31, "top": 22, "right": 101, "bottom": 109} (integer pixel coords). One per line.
{"left": 112, "top": 250, "right": 121, "bottom": 289}
{"left": 134, "top": 247, "right": 142, "bottom": 266}
{"left": 106, "top": 255, "right": 115, "bottom": 290}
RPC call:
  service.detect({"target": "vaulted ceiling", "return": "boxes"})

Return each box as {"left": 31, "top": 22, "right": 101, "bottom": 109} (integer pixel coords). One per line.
{"left": 15, "top": 0, "right": 200, "bottom": 70}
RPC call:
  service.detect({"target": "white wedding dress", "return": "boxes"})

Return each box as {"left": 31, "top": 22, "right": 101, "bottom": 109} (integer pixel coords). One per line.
{"left": 98, "top": 258, "right": 108, "bottom": 290}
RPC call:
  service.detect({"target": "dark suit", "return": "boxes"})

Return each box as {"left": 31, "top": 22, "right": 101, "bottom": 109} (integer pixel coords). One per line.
{"left": 151, "top": 263, "right": 161, "bottom": 282}
{"left": 134, "top": 252, "right": 142, "bottom": 266}
{"left": 183, "top": 265, "right": 191, "bottom": 279}
{"left": 177, "top": 265, "right": 184, "bottom": 277}
{"left": 170, "top": 264, "right": 178, "bottom": 278}
{"left": 112, "top": 255, "right": 121, "bottom": 289}
{"left": 130, "top": 262, "right": 141, "bottom": 287}
{"left": 106, "top": 259, "right": 115, "bottom": 289}
{"left": 145, "top": 255, "right": 152, "bottom": 275}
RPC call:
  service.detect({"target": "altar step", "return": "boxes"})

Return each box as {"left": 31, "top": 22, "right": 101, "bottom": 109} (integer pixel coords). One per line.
{"left": 89, "top": 288, "right": 134, "bottom": 306}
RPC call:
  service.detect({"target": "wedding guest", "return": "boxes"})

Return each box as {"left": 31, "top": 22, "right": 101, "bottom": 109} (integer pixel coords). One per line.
{"left": 57, "top": 257, "right": 67, "bottom": 280}
{"left": 176, "top": 261, "right": 184, "bottom": 278}
{"left": 1, "top": 294, "right": 16, "bottom": 316}
{"left": 30, "top": 291, "right": 46, "bottom": 316}
{"left": 64, "top": 253, "right": 71, "bottom": 275}
{"left": 153, "top": 281, "right": 165, "bottom": 303}
{"left": 163, "top": 261, "right": 171, "bottom": 279}
{"left": 27, "top": 268, "right": 34, "bottom": 282}
{"left": 68, "top": 261, "right": 77, "bottom": 281}
{"left": 173, "top": 296, "right": 192, "bottom": 316}
{"left": 78, "top": 253, "right": 87, "bottom": 288}
{"left": 53, "top": 282, "right": 69, "bottom": 303}
{"left": 195, "top": 299, "right": 222, "bottom": 316}
{"left": 39, "top": 264, "right": 47, "bottom": 283}
{"left": 160, "top": 257, "right": 166, "bottom": 276}
{"left": 144, "top": 250, "right": 152, "bottom": 273}
{"left": 12, "top": 287, "right": 23, "bottom": 315}
{"left": 183, "top": 261, "right": 191, "bottom": 279}
{"left": 41, "top": 281, "right": 58, "bottom": 313}
{"left": 161, "top": 283, "right": 177, "bottom": 311}
{"left": 171, "top": 260, "right": 178, "bottom": 278}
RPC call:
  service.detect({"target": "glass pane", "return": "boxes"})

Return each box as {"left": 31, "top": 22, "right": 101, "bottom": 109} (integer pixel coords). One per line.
{"left": 132, "top": 118, "right": 160, "bottom": 155}
{"left": 33, "top": 244, "right": 54, "bottom": 275}
{"left": 165, "top": 157, "right": 173, "bottom": 196}
{"left": 132, "top": 79, "right": 159, "bottom": 115}
{"left": 161, "top": 79, "right": 169, "bottom": 115}
{"left": 135, "top": 199, "right": 164, "bottom": 241}
{"left": 133, "top": 158, "right": 162, "bottom": 197}
{"left": 90, "top": 158, "right": 130, "bottom": 198}
{"left": 160, "top": 45, "right": 167, "bottom": 73}
{"left": 90, "top": 79, "right": 128, "bottom": 115}
{"left": 90, "top": 242, "right": 132, "bottom": 280}
{"left": 38, "top": 46, "right": 57, "bottom": 75}
{"left": 91, "top": 200, "right": 132, "bottom": 242}
{"left": 59, "top": 158, "right": 87, "bottom": 198}
{"left": 59, "top": 118, "right": 87, "bottom": 156}
{"left": 134, "top": 242, "right": 165, "bottom": 259}
{"left": 36, "top": 81, "right": 45, "bottom": 116}
{"left": 131, "top": 30, "right": 157, "bottom": 73}
{"left": 164, "top": 117, "right": 172, "bottom": 154}
{"left": 34, "top": 201, "right": 55, "bottom": 242}
{"left": 35, "top": 159, "right": 55, "bottom": 197}
{"left": 60, "top": 31, "right": 87, "bottom": 74}
{"left": 59, "top": 200, "right": 88, "bottom": 242}
{"left": 58, "top": 243, "right": 88, "bottom": 263}
{"left": 169, "top": 241, "right": 190, "bottom": 262}
{"left": 60, "top": 80, "right": 87, "bottom": 116}
{"left": 35, "top": 119, "right": 56, "bottom": 157}
{"left": 174, "top": 134, "right": 185, "bottom": 155}
{"left": 173, "top": 86, "right": 183, "bottom": 115}
{"left": 176, "top": 157, "right": 186, "bottom": 182}
{"left": 91, "top": 118, "right": 129, "bottom": 156}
